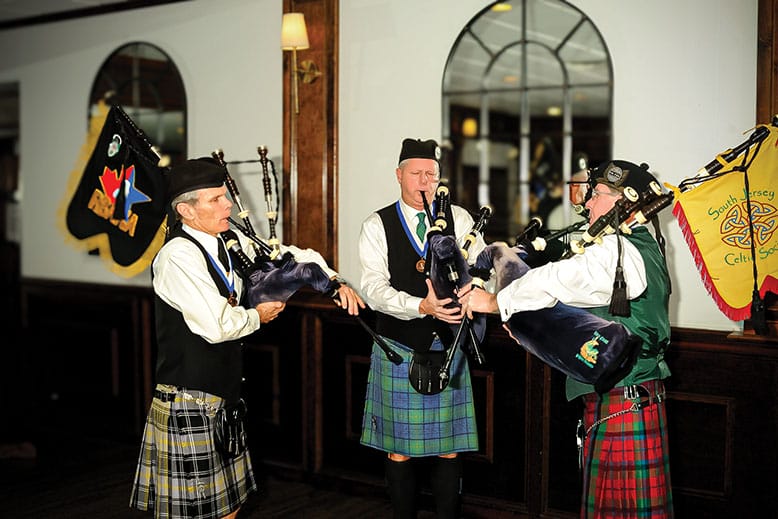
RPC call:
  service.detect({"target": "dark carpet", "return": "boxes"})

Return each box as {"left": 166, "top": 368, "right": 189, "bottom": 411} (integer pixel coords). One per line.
{"left": 0, "top": 432, "right": 413, "bottom": 518}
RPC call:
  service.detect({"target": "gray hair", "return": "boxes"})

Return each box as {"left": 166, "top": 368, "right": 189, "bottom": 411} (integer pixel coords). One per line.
{"left": 170, "top": 190, "right": 200, "bottom": 219}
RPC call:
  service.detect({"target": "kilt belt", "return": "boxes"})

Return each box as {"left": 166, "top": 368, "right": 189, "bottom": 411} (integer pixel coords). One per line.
{"left": 154, "top": 384, "right": 221, "bottom": 416}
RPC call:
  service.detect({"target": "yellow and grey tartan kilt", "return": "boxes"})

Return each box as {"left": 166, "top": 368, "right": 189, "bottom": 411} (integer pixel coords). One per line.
{"left": 360, "top": 336, "right": 479, "bottom": 457}
{"left": 129, "top": 385, "right": 257, "bottom": 518}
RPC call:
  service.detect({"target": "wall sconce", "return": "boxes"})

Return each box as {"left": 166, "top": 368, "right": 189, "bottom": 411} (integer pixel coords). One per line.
{"left": 281, "top": 12, "right": 320, "bottom": 114}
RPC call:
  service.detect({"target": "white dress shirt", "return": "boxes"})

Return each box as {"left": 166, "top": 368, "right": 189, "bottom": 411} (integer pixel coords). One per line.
{"left": 495, "top": 233, "right": 647, "bottom": 321}
{"left": 153, "top": 224, "right": 338, "bottom": 343}
{"left": 358, "top": 199, "right": 486, "bottom": 320}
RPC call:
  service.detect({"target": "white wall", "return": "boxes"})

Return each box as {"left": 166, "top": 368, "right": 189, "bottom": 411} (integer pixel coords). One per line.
{"left": 339, "top": 0, "right": 758, "bottom": 333}
{"left": 0, "top": 0, "right": 759, "bottom": 332}
{"left": 0, "top": 0, "right": 283, "bottom": 286}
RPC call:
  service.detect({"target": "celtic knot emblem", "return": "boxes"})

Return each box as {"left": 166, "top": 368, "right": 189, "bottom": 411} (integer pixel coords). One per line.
{"left": 720, "top": 201, "right": 777, "bottom": 249}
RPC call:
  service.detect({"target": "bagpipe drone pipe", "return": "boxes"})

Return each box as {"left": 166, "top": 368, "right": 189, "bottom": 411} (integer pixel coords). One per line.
{"left": 563, "top": 181, "right": 673, "bottom": 258}
{"left": 212, "top": 147, "right": 337, "bottom": 305}
{"left": 213, "top": 147, "right": 402, "bottom": 365}
{"left": 410, "top": 185, "right": 491, "bottom": 394}
{"left": 470, "top": 227, "right": 643, "bottom": 395}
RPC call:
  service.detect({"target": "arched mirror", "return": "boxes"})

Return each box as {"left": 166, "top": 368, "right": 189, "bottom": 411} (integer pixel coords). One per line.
{"left": 442, "top": 0, "right": 612, "bottom": 243}
{"left": 89, "top": 41, "right": 186, "bottom": 165}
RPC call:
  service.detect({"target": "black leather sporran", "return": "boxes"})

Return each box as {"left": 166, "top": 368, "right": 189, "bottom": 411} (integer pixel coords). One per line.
{"left": 409, "top": 350, "right": 449, "bottom": 395}
{"left": 214, "top": 398, "right": 248, "bottom": 459}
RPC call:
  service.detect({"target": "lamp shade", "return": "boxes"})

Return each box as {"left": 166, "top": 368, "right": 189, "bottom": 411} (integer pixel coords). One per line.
{"left": 281, "top": 13, "right": 310, "bottom": 50}
{"left": 462, "top": 117, "right": 478, "bottom": 137}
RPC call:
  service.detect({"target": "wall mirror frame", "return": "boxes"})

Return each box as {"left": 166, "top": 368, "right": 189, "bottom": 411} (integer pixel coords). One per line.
{"left": 88, "top": 41, "right": 187, "bottom": 166}
{"left": 442, "top": 0, "right": 612, "bottom": 243}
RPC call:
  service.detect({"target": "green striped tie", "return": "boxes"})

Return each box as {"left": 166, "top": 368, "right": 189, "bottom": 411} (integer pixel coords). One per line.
{"left": 415, "top": 212, "right": 426, "bottom": 242}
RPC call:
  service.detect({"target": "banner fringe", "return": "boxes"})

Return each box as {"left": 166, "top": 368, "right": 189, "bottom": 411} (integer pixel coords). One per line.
{"left": 672, "top": 200, "right": 753, "bottom": 321}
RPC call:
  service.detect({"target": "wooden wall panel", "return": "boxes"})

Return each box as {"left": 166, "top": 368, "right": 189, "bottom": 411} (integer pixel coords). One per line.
{"left": 17, "top": 279, "right": 153, "bottom": 438}
{"left": 666, "top": 393, "right": 734, "bottom": 498}
{"left": 14, "top": 280, "right": 778, "bottom": 517}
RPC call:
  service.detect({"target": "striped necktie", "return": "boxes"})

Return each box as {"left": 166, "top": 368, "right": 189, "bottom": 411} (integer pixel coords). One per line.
{"left": 415, "top": 212, "right": 426, "bottom": 242}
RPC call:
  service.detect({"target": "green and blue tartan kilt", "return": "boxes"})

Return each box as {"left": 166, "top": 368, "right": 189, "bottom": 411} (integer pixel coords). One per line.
{"left": 360, "top": 336, "right": 479, "bottom": 456}
{"left": 581, "top": 379, "right": 673, "bottom": 519}
{"left": 129, "top": 386, "right": 257, "bottom": 518}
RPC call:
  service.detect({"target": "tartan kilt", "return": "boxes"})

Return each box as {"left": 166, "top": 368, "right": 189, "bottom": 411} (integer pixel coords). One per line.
{"left": 360, "top": 336, "right": 479, "bottom": 456}
{"left": 581, "top": 379, "right": 673, "bottom": 519}
{"left": 129, "top": 386, "right": 257, "bottom": 518}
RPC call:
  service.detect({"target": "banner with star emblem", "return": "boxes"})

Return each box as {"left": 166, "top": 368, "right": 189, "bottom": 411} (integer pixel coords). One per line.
{"left": 60, "top": 100, "right": 169, "bottom": 277}
{"left": 669, "top": 122, "right": 778, "bottom": 322}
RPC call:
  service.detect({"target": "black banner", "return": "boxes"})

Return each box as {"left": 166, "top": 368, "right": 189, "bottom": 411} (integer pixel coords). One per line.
{"left": 64, "top": 102, "right": 169, "bottom": 276}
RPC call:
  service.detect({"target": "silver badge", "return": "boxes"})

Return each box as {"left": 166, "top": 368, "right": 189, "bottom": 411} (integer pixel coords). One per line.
{"left": 605, "top": 163, "right": 625, "bottom": 186}
{"left": 107, "top": 134, "right": 122, "bottom": 157}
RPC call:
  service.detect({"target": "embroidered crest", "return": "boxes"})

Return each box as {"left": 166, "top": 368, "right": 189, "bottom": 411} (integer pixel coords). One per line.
{"left": 576, "top": 330, "right": 608, "bottom": 368}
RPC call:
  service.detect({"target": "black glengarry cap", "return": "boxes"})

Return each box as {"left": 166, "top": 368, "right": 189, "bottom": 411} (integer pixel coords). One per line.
{"left": 166, "top": 156, "right": 225, "bottom": 202}
{"left": 589, "top": 160, "right": 660, "bottom": 195}
{"left": 398, "top": 138, "right": 441, "bottom": 165}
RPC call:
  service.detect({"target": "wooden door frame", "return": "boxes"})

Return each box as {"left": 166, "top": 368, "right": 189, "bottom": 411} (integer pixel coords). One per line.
{"left": 758, "top": 0, "right": 777, "bottom": 124}
{"left": 282, "top": 0, "right": 339, "bottom": 269}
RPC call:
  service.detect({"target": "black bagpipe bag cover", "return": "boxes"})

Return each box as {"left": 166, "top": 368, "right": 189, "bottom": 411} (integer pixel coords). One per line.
{"left": 427, "top": 232, "right": 487, "bottom": 347}
{"left": 474, "top": 243, "right": 640, "bottom": 394}
{"left": 246, "top": 252, "right": 337, "bottom": 306}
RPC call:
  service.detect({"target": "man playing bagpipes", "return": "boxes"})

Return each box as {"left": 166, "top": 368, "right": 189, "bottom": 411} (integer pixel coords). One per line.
{"left": 357, "top": 138, "right": 487, "bottom": 518}
{"left": 465, "top": 160, "right": 674, "bottom": 519}
{"left": 130, "top": 157, "right": 363, "bottom": 519}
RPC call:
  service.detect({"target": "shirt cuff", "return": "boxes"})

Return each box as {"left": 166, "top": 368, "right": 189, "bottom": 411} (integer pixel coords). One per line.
{"left": 496, "top": 289, "right": 513, "bottom": 322}
{"left": 408, "top": 296, "right": 424, "bottom": 317}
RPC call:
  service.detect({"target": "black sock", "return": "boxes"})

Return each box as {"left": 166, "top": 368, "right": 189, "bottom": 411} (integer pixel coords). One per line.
{"left": 385, "top": 457, "right": 417, "bottom": 519}
{"left": 430, "top": 456, "right": 462, "bottom": 519}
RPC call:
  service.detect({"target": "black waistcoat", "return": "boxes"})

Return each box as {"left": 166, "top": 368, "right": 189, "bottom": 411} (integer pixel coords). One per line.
{"left": 153, "top": 227, "right": 243, "bottom": 404}
{"left": 374, "top": 203, "right": 448, "bottom": 352}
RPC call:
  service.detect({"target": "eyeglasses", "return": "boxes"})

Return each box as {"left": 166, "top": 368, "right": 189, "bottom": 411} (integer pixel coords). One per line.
{"left": 589, "top": 189, "right": 619, "bottom": 200}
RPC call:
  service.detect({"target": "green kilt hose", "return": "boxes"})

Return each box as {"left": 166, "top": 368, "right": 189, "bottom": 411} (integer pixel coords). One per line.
{"left": 580, "top": 379, "right": 673, "bottom": 519}
{"left": 360, "top": 336, "right": 479, "bottom": 456}
{"left": 130, "top": 385, "right": 257, "bottom": 518}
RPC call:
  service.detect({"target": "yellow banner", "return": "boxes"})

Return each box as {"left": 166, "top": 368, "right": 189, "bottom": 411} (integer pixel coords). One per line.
{"left": 670, "top": 124, "right": 778, "bottom": 321}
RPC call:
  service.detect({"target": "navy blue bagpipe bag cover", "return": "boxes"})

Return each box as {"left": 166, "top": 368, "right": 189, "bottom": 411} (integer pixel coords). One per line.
{"left": 473, "top": 243, "right": 640, "bottom": 394}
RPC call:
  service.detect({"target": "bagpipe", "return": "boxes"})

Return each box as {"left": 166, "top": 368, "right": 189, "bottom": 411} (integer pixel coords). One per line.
{"left": 470, "top": 239, "right": 642, "bottom": 395}
{"left": 554, "top": 179, "right": 674, "bottom": 317}
{"left": 211, "top": 148, "right": 336, "bottom": 302}
{"left": 213, "top": 147, "right": 402, "bottom": 365}
{"left": 563, "top": 181, "right": 674, "bottom": 258}
{"left": 468, "top": 170, "right": 680, "bottom": 393}
{"left": 408, "top": 185, "right": 491, "bottom": 395}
